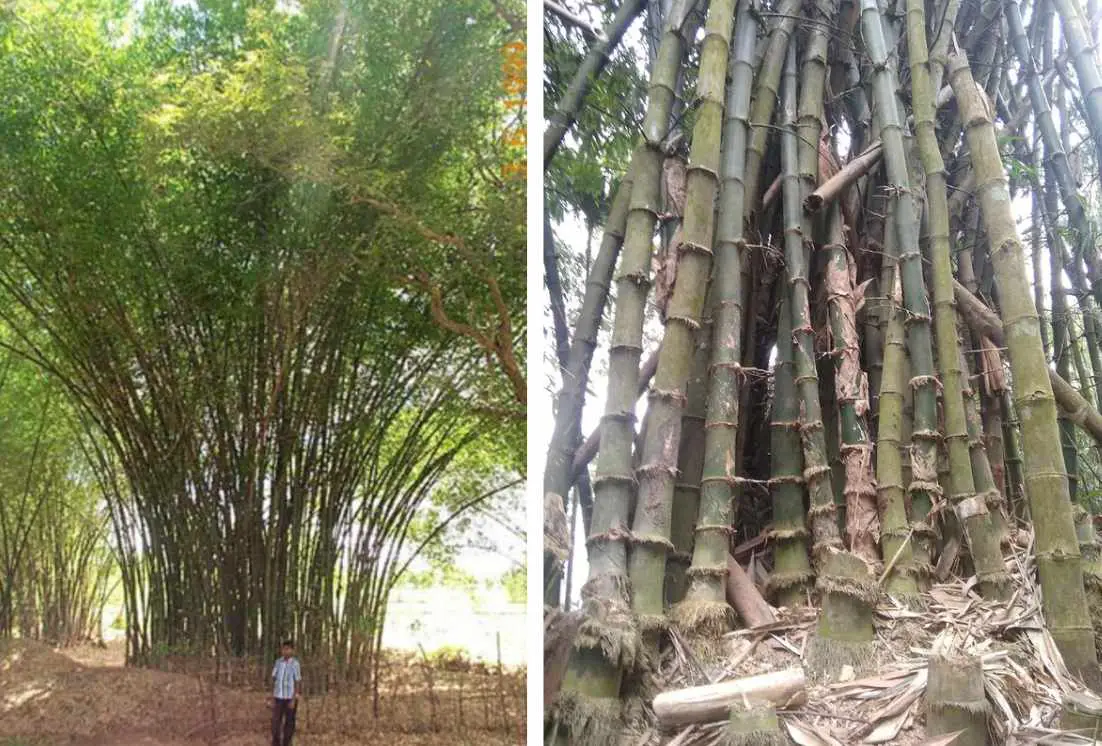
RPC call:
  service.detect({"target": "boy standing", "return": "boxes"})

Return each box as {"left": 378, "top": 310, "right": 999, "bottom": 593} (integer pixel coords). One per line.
{"left": 269, "top": 639, "right": 302, "bottom": 746}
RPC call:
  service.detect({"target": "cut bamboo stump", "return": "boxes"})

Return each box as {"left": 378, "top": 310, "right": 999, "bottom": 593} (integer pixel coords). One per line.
{"left": 926, "top": 653, "right": 988, "bottom": 746}
{"left": 726, "top": 555, "right": 777, "bottom": 628}
{"left": 727, "top": 705, "right": 786, "bottom": 746}
{"left": 652, "top": 667, "right": 807, "bottom": 728}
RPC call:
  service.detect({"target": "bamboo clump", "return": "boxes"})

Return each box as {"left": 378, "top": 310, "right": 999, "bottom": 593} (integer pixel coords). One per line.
{"left": 544, "top": 0, "right": 1102, "bottom": 739}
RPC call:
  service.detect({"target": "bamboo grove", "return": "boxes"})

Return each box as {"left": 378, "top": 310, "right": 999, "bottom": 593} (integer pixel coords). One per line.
{"left": 0, "top": 0, "right": 526, "bottom": 676}
{"left": 544, "top": 0, "right": 1102, "bottom": 739}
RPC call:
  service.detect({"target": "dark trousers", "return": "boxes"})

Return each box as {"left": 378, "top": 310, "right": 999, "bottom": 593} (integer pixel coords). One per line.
{"left": 271, "top": 698, "right": 297, "bottom": 746}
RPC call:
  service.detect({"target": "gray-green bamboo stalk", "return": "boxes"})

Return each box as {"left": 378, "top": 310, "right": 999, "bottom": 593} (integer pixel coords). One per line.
{"left": 554, "top": 17, "right": 685, "bottom": 739}
{"left": 544, "top": 177, "right": 633, "bottom": 604}
{"left": 861, "top": 0, "right": 942, "bottom": 581}
{"left": 544, "top": 0, "right": 648, "bottom": 166}
{"left": 907, "top": 0, "right": 1008, "bottom": 598}
{"left": 675, "top": 0, "right": 758, "bottom": 632}
{"left": 781, "top": 42, "right": 876, "bottom": 675}
{"left": 628, "top": 0, "right": 736, "bottom": 636}
{"left": 743, "top": 0, "right": 800, "bottom": 218}
{"left": 949, "top": 50, "right": 1101, "bottom": 687}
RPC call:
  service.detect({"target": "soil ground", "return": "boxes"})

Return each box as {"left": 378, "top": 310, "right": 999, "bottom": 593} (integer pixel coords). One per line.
{"left": 0, "top": 639, "right": 523, "bottom": 746}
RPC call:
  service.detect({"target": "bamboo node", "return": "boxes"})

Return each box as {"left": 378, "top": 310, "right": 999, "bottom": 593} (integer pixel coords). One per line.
{"left": 694, "top": 523, "right": 735, "bottom": 535}
{"left": 637, "top": 613, "right": 670, "bottom": 633}
{"left": 586, "top": 527, "right": 635, "bottom": 547}
{"left": 799, "top": 419, "right": 825, "bottom": 434}
{"left": 807, "top": 502, "right": 838, "bottom": 519}
{"left": 648, "top": 387, "right": 689, "bottom": 404}
{"left": 678, "top": 240, "right": 714, "bottom": 258}
{"left": 816, "top": 572, "right": 881, "bottom": 606}
{"left": 616, "top": 270, "right": 652, "bottom": 288}
{"left": 709, "top": 361, "right": 771, "bottom": 380}
{"left": 766, "top": 570, "right": 815, "bottom": 595}
{"left": 911, "top": 521, "right": 939, "bottom": 539}
{"left": 954, "top": 495, "right": 989, "bottom": 521}
{"left": 665, "top": 313, "right": 702, "bottom": 331}
{"left": 803, "top": 464, "right": 832, "bottom": 482}
{"left": 909, "top": 375, "right": 942, "bottom": 391}
{"left": 908, "top": 480, "right": 944, "bottom": 496}
{"left": 1035, "top": 548, "right": 1085, "bottom": 562}
{"left": 769, "top": 526, "right": 810, "bottom": 541}
{"left": 593, "top": 472, "right": 637, "bottom": 488}
{"left": 768, "top": 474, "right": 805, "bottom": 486}
{"left": 630, "top": 533, "right": 676, "bottom": 552}
{"left": 730, "top": 476, "right": 772, "bottom": 491}
{"left": 636, "top": 463, "right": 679, "bottom": 480}
{"left": 980, "top": 489, "right": 1006, "bottom": 507}
{"left": 599, "top": 411, "right": 637, "bottom": 425}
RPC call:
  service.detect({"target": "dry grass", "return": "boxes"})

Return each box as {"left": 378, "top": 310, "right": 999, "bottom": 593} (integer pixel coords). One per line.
{"left": 0, "top": 639, "right": 525, "bottom": 746}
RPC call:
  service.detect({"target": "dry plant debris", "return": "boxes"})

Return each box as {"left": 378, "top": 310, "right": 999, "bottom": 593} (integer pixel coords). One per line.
{"left": 0, "top": 640, "right": 524, "bottom": 746}
{"left": 634, "top": 530, "right": 1102, "bottom": 746}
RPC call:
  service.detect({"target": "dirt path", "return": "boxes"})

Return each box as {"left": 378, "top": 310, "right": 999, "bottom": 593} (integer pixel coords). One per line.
{"left": 0, "top": 640, "right": 520, "bottom": 746}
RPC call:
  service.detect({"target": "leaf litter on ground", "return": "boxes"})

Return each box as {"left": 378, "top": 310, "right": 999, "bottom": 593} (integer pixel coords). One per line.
{"left": 634, "top": 528, "right": 1101, "bottom": 745}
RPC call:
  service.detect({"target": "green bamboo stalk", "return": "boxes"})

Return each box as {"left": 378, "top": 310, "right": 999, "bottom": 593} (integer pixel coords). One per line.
{"left": 861, "top": 0, "right": 943, "bottom": 586}
{"left": 628, "top": 0, "right": 736, "bottom": 638}
{"left": 666, "top": 310, "right": 710, "bottom": 606}
{"left": 554, "top": 17, "right": 685, "bottom": 740}
{"left": 981, "top": 388, "right": 1008, "bottom": 502}
{"left": 927, "top": 0, "right": 961, "bottom": 92}
{"left": 821, "top": 355, "right": 847, "bottom": 534}
{"left": 864, "top": 175, "right": 888, "bottom": 433}
{"left": 835, "top": 0, "right": 872, "bottom": 150}
{"left": 1045, "top": 164, "right": 1081, "bottom": 504}
{"left": 824, "top": 207, "right": 880, "bottom": 564}
{"left": 544, "top": 0, "right": 648, "bottom": 166}
{"left": 769, "top": 294, "right": 815, "bottom": 608}
{"left": 906, "top": 0, "right": 1008, "bottom": 598}
{"left": 544, "top": 177, "right": 633, "bottom": 604}
{"left": 1049, "top": 0, "right": 1102, "bottom": 182}
{"left": 1007, "top": 0, "right": 1102, "bottom": 307}
{"left": 1000, "top": 391, "right": 1028, "bottom": 521}
{"left": 781, "top": 42, "right": 876, "bottom": 677}
{"left": 1029, "top": 158, "right": 1051, "bottom": 360}
{"left": 876, "top": 211, "right": 921, "bottom": 598}
{"left": 675, "top": 0, "right": 759, "bottom": 633}
{"left": 1083, "top": 302, "right": 1102, "bottom": 409}
{"left": 743, "top": 0, "right": 801, "bottom": 219}
{"left": 1071, "top": 312, "right": 1094, "bottom": 410}
{"left": 959, "top": 329, "right": 1011, "bottom": 544}
{"left": 949, "top": 50, "right": 1101, "bottom": 687}
{"left": 798, "top": 0, "right": 853, "bottom": 545}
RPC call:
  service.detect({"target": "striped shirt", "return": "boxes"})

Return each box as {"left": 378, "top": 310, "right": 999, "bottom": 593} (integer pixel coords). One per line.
{"left": 272, "top": 656, "right": 301, "bottom": 700}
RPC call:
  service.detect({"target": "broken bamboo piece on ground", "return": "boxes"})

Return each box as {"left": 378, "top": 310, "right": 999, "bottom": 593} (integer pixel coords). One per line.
{"left": 726, "top": 555, "right": 776, "bottom": 628}
{"left": 652, "top": 668, "right": 807, "bottom": 728}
